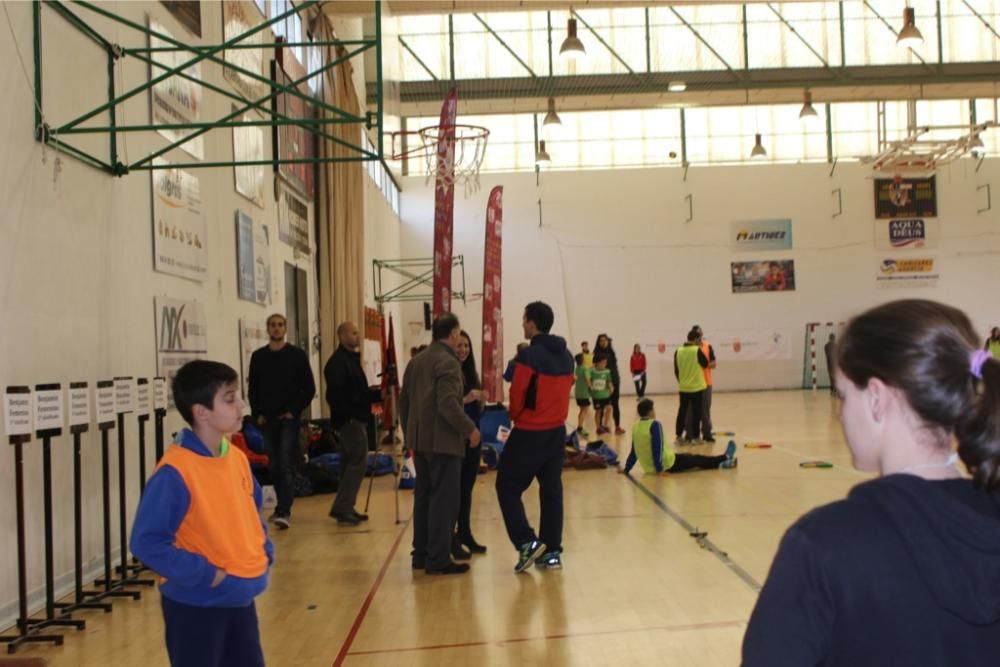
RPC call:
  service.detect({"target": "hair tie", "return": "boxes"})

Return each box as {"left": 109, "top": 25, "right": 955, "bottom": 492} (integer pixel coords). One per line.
{"left": 970, "top": 349, "right": 991, "bottom": 379}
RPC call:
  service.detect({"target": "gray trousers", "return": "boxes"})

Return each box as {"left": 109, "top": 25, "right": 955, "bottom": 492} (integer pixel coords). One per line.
{"left": 330, "top": 419, "right": 368, "bottom": 515}
{"left": 412, "top": 451, "right": 461, "bottom": 569}
{"left": 684, "top": 386, "right": 713, "bottom": 439}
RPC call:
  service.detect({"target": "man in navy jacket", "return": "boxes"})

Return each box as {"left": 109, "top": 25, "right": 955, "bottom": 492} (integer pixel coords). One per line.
{"left": 496, "top": 301, "right": 574, "bottom": 573}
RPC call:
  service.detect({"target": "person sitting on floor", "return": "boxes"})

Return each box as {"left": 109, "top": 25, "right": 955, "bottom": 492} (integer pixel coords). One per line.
{"left": 622, "top": 398, "right": 737, "bottom": 475}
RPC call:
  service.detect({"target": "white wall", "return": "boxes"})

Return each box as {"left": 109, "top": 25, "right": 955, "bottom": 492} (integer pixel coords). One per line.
{"left": 0, "top": 3, "right": 397, "bottom": 628}
{"left": 398, "top": 160, "right": 1000, "bottom": 395}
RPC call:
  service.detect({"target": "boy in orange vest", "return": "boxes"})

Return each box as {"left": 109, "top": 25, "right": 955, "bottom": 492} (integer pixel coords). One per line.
{"left": 131, "top": 360, "right": 273, "bottom": 667}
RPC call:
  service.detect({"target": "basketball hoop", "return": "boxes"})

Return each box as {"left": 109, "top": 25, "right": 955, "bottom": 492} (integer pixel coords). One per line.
{"left": 387, "top": 124, "right": 489, "bottom": 196}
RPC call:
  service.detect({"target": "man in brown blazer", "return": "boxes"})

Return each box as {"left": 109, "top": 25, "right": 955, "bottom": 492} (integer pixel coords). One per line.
{"left": 399, "top": 313, "right": 481, "bottom": 575}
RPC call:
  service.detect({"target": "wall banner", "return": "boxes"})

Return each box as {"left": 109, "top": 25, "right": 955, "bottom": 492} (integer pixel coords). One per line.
{"left": 731, "top": 259, "right": 796, "bottom": 293}
{"left": 876, "top": 257, "right": 940, "bottom": 287}
{"left": 431, "top": 88, "right": 458, "bottom": 317}
{"left": 235, "top": 209, "right": 271, "bottom": 305}
{"left": 874, "top": 218, "right": 938, "bottom": 250}
{"left": 239, "top": 317, "right": 268, "bottom": 398}
{"left": 152, "top": 158, "right": 207, "bottom": 282}
{"left": 149, "top": 18, "right": 203, "bottom": 159}
{"left": 155, "top": 297, "right": 208, "bottom": 407}
{"left": 730, "top": 219, "right": 793, "bottom": 252}
{"left": 278, "top": 184, "right": 310, "bottom": 254}
{"left": 481, "top": 186, "right": 504, "bottom": 403}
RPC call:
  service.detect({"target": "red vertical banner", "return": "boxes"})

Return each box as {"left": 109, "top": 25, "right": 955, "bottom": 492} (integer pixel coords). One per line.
{"left": 431, "top": 88, "right": 459, "bottom": 317}
{"left": 481, "top": 186, "right": 504, "bottom": 403}
{"left": 380, "top": 314, "right": 399, "bottom": 429}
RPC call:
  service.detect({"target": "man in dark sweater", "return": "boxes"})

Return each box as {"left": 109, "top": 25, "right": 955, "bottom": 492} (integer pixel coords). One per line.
{"left": 247, "top": 313, "right": 316, "bottom": 529}
{"left": 324, "top": 321, "right": 380, "bottom": 525}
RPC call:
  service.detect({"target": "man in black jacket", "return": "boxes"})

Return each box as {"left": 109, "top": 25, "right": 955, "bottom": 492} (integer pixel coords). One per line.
{"left": 324, "top": 321, "right": 380, "bottom": 525}
{"left": 248, "top": 313, "right": 316, "bottom": 529}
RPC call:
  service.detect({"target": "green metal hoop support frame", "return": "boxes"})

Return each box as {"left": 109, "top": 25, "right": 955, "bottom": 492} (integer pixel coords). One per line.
{"left": 31, "top": 0, "right": 386, "bottom": 176}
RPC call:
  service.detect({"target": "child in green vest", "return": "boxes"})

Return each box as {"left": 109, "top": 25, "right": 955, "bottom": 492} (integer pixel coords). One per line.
{"left": 622, "top": 398, "right": 737, "bottom": 475}
{"left": 590, "top": 354, "right": 614, "bottom": 435}
{"left": 573, "top": 353, "right": 593, "bottom": 436}
{"left": 986, "top": 327, "right": 1000, "bottom": 360}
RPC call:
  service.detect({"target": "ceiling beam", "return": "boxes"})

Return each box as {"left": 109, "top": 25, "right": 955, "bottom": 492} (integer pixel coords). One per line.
{"left": 370, "top": 63, "right": 1000, "bottom": 116}
{"left": 326, "top": 0, "right": 820, "bottom": 18}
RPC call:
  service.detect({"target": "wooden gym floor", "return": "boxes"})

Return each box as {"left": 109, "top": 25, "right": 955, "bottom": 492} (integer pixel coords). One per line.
{"left": 13, "top": 389, "right": 866, "bottom": 666}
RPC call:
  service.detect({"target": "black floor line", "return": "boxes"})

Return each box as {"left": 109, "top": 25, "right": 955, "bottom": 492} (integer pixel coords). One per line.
{"left": 625, "top": 474, "right": 763, "bottom": 593}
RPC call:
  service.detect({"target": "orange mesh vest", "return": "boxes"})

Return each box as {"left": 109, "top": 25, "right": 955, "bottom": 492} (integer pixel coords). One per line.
{"left": 157, "top": 442, "right": 268, "bottom": 578}
{"left": 700, "top": 341, "right": 713, "bottom": 386}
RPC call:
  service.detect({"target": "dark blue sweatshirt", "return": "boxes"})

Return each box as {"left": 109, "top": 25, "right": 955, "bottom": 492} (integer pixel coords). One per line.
{"left": 743, "top": 474, "right": 1000, "bottom": 666}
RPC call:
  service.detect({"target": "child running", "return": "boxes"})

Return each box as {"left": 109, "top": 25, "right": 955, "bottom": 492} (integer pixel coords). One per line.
{"left": 623, "top": 398, "right": 737, "bottom": 475}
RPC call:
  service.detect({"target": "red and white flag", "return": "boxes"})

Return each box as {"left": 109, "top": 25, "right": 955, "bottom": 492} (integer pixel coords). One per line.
{"left": 431, "top": 88, "right": 458, "bottom": 317}
{"left": 481, "top": 186, "right": 504, "bottom": 403}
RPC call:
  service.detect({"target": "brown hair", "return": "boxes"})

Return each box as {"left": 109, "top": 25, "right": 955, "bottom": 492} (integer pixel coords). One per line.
{"left": 837, "top": 299, "right": 1000, "bottom": 489}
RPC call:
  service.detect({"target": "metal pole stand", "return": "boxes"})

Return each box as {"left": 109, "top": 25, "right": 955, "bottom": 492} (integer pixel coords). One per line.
{"left": 53, "top": 424, "right": 112, "bottom": 617}
{"left": 0, "top": 424, "right": 65, "bottom": 653}
{"left": 92, "top": 419, "right": 141, "bottom": 600}
{"left": 25, "top": 417, "right": 87, "bottom": 634}
{"left": 108, "top": 412, "right": 154, "bottom": 588}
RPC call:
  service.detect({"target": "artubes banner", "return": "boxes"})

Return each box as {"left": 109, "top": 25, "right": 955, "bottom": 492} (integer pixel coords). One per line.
{"left": 481, "top": 186, "right": 504, "bottom": 403}
{"left": 431, "top": 88, "right": 458, "bottom": 317}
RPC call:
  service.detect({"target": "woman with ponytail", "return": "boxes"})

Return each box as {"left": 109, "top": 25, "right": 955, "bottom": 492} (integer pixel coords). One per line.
{"left": 743, "top": 299, "right": 1000, "bottom": 667}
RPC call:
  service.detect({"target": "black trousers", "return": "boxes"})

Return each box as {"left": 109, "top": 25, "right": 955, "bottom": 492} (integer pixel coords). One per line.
{"left": 161, "top": 596, "right": 264, "bottom": 667}
{"left": 610, "top": 383, "right": 622, "bottom": 427}
{"left": 670, "top": 452, "right": 726, "bottom": 472}
{"left": 412, "top": 451, "right": 461, "bottom": 569}
{"left": 495, "top": 426, "right": 565, "bottom": 553}
{"left": 457, "top": 441, "right": 481, "bottom": 539}
{"left": 261, "top": 417, "right": 299, "bottom": 517}
{"left": 676, "top": 390, "right": 704, "bottom": 440}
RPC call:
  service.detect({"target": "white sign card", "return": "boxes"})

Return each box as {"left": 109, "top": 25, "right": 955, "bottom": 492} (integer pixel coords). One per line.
{"left": 69, "top": 382, "right": 91, "bottom": 427}
{"left": 153, "top": 377, "right": 168, "bottom": 412}
{"left": 114, "top": 377, "right": 135, "bottom": 414}
{"left": 136, "top": 379, "right": 151, "bottom": 417}
{"left": 4, "top": 387, "right": 32, "bottom": 437}
{"left": 96, "top": 382, "right": 116, "bottom": 425}
{"left": 34, "top": 384, "right": 64, "bottom": 433}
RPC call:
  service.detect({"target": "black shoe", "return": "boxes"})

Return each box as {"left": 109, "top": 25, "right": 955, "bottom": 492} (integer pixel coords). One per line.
{"left": 352, "top": 511, "right": 369, "bottom": 522}
{"left": 703, "top": 437, "right": 717, "bottom": 444}
{"left": 425, "top": 561, "right": 470, "bottom": 575}
{"left": 451, "top": 536, "right": 471, "bottom": 561}
{"left": 459, "top": 534, "right": 487, "bottom": 554}
{"left": 329, "top": 510, "right": 360, "bottom": 525}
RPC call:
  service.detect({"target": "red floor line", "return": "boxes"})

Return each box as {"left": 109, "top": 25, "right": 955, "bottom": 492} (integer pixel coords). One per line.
{"left": 347, "top": 618, "right": 746, "bottom": 656}
{"left": 331, "top": 519, "right": 410, "bottom": 667}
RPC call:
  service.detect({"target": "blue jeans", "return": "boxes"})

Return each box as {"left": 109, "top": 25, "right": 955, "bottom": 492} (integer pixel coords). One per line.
{"left": 261, "top": 417, "right": 300, "bottom": 516}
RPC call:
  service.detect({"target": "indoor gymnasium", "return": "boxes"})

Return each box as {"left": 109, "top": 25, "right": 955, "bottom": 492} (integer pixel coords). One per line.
{"left": 1, "top": 1, "right": 999, "bottom": 665}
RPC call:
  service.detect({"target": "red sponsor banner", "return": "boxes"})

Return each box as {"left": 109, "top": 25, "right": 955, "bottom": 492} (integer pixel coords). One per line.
{"left": 431, "top": 89, "right": 458, "bottom": 317}
{"left": 481, "top": 186, "right": 504, "bottom": 403}
{"left": 380, "top": 315, "right": 399, "bottom": 429}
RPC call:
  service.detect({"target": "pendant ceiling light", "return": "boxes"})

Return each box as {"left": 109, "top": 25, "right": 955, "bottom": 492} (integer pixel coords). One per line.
{"left": 536, "top": 140, "right": 552, "bottom": 165}
{"left": 750, "top": 133, "right": 768, "bottom": 159}
{"left": 970, "top": 135, "right": 986, "bottom": 157}
{"left": 543, "top": 97, "right": 562, "bottom": 129}
{"left": 799, "top": 90, "right": 819, "bottom": 123}
{"left": 897, "top": 6, "right": 924, "bottom": 49}
{"left": 560, "top": 18, "right": 586, "bottom": 61}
